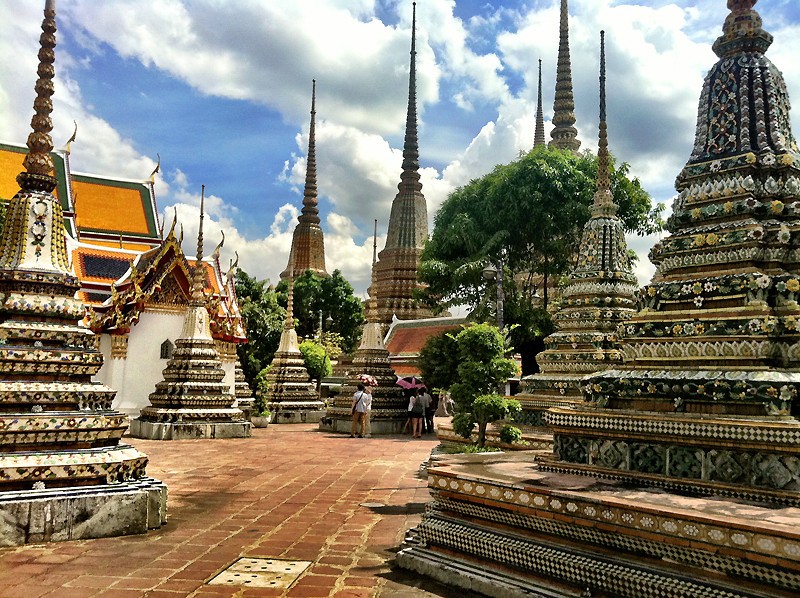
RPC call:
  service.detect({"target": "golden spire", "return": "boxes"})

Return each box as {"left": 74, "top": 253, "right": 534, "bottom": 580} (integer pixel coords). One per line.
{"left": 18, "top": 0, "right": 58, "bottom": 193}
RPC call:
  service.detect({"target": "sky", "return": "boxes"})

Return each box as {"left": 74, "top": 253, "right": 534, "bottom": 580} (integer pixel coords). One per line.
{"left": 2, "top": 0, "right": 800, "bottom": 297}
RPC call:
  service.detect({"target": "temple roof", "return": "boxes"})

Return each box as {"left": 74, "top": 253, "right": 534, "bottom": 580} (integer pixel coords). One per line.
{"left": 0, "top": 141, "right": 160, "bottom": 250}
{"left": 87, "top": 227, "right": 246, "bottom": 342}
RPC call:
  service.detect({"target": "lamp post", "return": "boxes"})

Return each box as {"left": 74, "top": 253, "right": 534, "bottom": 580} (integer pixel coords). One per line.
{"left": 482, "top": 259, "right": 504, "bottom": 330}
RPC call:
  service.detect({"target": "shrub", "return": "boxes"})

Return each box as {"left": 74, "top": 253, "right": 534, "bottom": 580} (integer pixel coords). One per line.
{"left": 499, "top": 425, "right": 523, "bottom": 444}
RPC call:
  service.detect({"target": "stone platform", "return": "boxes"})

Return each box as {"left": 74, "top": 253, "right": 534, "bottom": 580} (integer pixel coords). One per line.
{"left": 0, "top": 478, "right": 166, "bottom": 547}
{"left": 270, "top": 405, "right": 325, "bottom": 424}
{"left": 320, "top": 408, "right": 407, "bottom": 435}
{"left": 397, "top": 451, "right": 800, "bottom": 598}
{"left": 129, "top": 419, "right": 251, "bottom": 440}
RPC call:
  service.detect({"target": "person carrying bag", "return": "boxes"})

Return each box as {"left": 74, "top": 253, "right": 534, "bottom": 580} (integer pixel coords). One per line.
{"left": 350, "top": 383, "right": 370, "bottom": 438}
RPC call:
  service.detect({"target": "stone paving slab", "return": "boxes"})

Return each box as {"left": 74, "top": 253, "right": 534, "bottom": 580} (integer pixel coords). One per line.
{"left": 0, "top": 424, "right": 478, "bottom": 597}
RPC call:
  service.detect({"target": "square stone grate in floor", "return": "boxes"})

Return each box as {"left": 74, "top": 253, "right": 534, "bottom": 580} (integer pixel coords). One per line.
{"left": 207, "top": 557, "right": 312, "bottom": 588}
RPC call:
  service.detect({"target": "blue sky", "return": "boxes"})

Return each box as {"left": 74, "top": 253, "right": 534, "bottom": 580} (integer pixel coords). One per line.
{"left": 2, "top": 0, "right": 800, "bottom": 295}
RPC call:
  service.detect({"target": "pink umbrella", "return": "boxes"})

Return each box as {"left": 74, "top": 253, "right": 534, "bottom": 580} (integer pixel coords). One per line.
{"left": 396, "top": 376, "right": 426, "bottom": 390}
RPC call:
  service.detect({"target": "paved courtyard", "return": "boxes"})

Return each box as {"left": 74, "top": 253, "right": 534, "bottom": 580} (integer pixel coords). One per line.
{"left": 0, "top": 424, "right": 473, "bottom": 598}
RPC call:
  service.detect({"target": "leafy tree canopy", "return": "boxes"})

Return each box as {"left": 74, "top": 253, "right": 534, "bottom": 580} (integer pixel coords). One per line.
{"left": 276, "top": 269, "right": 364, "bottom": 353}
{"left": 234, "top": 269, "right": 286, "bottom": 388}
{"left": 299, "top": 340, "right": 333, "bottom": 385}
{"left": 418, "top": 147, "right": 663, "bottom": 373}
{"left": 417, "top": 329, "right": 460, "bottom": 393}
{"left": 446, "top": 323, "right": 519, "bottom": 447}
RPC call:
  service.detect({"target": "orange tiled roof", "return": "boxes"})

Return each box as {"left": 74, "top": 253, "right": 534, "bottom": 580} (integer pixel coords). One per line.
{"left": 72, "top": 174, "right": 158, "bottom": 239}
{"left": 385, "top": 319, "right": 466, "bottom": 357}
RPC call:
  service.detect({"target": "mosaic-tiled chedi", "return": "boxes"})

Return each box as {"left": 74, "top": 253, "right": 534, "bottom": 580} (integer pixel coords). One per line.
{"left": 398, "top": 24, "right": 800, "bottom": 597}
{"left": 280, "top": 80, "right": 328, "bottom": 281}
{"left": 372, "top": 2, "right": 434, "bottom": 327}
{"left": 130, "top": 189, "right": 251, "bottom": 439}
{"left": 263, "top": 266, "right": 323, "bottom": 424}
{"left": 544, "top": 0, "right": 800, "bottom": 505}
{"left": 319, "top": 268, "right": 406, "bottom": 434}
{"left": 0, "top": 0, "right": 166, "bottom": 546}
{"left": 516, "top": 38, "right": 638, "bottom": 429}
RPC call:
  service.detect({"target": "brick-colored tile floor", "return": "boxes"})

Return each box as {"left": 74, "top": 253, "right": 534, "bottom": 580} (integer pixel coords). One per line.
{"left": 0, "top": 425, "right": 475, "bottom": 597}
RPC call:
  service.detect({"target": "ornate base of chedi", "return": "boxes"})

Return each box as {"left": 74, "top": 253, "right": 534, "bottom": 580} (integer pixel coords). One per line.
{"left": 264, "top": 327, "right": 324, "bottom": 424}
{"left": 397, "top": 452, "right": 800, "bottom": 598}
{"left": 130, "top": 314, "right": 251, "bottom": 440}
{"left": 319, "top": 323, "right": 406, "bottom": 434}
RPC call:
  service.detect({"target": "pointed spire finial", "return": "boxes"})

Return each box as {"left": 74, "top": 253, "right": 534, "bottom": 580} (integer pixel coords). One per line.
{"left": 534, "top": 58, "right": 545, "bottom": 148}
{"left": 191, "top": 185, "right": 206, "bottom": 302}
{"left": 399, "top": 1, "right": 422, "bottom": 193}
{"left": 549, "top": 0, "right": 581, "bottom": 153}
{"left": 17, "top": 0, "right": 58, "bottom": 193}
{"left": 300, "top": 79, "right": 319, "bottom": 222}
{"left": 592, "top": 30, "right": 616, "bottom": 218}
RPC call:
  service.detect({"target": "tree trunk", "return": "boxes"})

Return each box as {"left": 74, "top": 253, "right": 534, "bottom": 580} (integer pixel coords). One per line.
{"left": 478, "top": 421, "right": 488, "bottom": 447}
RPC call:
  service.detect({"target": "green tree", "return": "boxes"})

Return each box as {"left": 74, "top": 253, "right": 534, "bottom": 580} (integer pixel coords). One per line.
{"left": 276, "top": 269, "right": 364, "bottom": 353}
{"left": 235, "top": 269, "right": 286, "bottom": 388}
{"left": 448, "top": 323, "right": 519, "bottom": 447}
{"left": 418, "top": 147, "right": 663, "bottom": 374}
{"left": 299, "top": 340, "right": 332, "bottom": 389}
{"left": 417, "top": 328, "right": 460, "bottom": 392}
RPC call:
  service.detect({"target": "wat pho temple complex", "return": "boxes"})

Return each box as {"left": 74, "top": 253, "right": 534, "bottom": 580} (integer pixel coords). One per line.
{"left": 2, "top": 0, "right": 800, "bottom": 596}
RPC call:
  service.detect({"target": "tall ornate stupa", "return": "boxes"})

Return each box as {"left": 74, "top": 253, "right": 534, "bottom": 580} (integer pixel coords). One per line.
{"left": 280, "top": 80, "right": 328, "bottom": 281}
{"left": 516, "top": 31, "right": 638, "bottom": 429}
{"left": 400, "top": 7, "right": 800, "bottom": 596}
{"left": 319, "top": 256, "right": 406, "bottom": 434}
{"left": 130, "top": 188, "right": 251, "bottom": 439}
{"left": 0, "top": 0, "right": 165, "bottom": 545}
{"left": 534, "top": 59, "right": 546, "bottom": 148}
{"left": 546, "top": 0, "right": 800, "bottom": 505}
{"left": 264, "top": 253, "right": 324, "bottom": 423}
{"left": 372, "top": 2, "right": 434, "bottom": 327}
{"left": 548, "top": 0, "right": 581, "bottom": 153}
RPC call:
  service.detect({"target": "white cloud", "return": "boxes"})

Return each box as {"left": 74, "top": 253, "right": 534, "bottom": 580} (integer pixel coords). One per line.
{"left": 4, "top": 0, "right": 800, "bottom": 300}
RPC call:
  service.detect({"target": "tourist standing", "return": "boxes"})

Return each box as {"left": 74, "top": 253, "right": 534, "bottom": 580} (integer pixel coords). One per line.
{"left": 409, "top": 392, "right": 425, "bottom": 438}
{"left": 351, "top": 383, "right": 370, "bottom": 438}
{"left": 419, "top": 388, "right": 434, "bottom": 433}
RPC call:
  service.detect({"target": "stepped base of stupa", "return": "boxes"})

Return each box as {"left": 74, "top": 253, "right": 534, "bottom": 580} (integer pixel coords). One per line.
{"left": 129, "top": 418, "right": 251, "bottom": 440}
{"left": 319, "top": 407, "right": 407, "bottom": 435}
{"left": 269, "top": 402, "right": 326, "bottom": 424}
{"left": 396, "top": 451, "right": 800, "bottom": 598}
{"left": 0, "top": 477, "right": 167, "bottom": 547}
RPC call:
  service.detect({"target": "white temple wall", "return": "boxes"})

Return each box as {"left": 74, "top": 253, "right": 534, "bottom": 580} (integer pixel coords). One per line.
{"left": 95, "top": 310, "right": 239, "bottom": 416}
